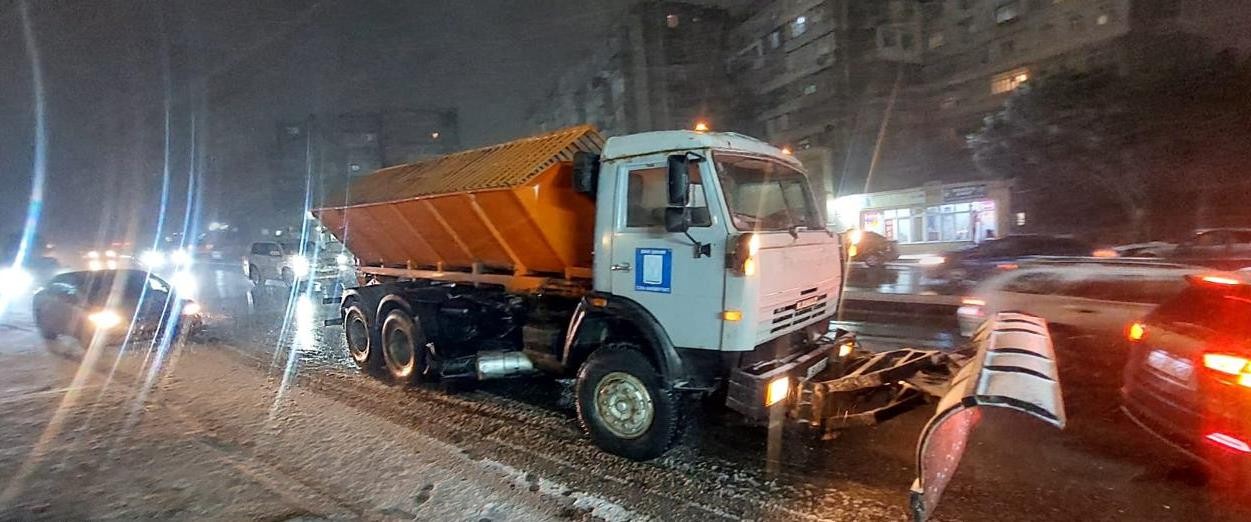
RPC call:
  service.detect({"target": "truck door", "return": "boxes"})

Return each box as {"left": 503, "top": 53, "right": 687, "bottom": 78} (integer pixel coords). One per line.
{"left": 603, "top": 156, "right": 727, "bottom": 350}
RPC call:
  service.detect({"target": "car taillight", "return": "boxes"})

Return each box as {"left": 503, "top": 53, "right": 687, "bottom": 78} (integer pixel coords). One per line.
{"left": 1202, "top": 353, "right": 1251, "bottom": 388}
{"left": 1127, "top": 322, "right": 1145, "bottom": 342}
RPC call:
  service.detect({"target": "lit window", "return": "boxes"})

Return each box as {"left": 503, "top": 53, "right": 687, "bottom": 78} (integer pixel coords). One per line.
{"left": 929, "top": 32, "right": 945, "bottom": 49}
{"left": 1097, "top": 13, "right": 1109, "bottom": 25}
{"left": 768, "top": 30, "right": 781, "bottom": 49}
{"left": 991, "top": 68, "right": 1030, "bottom": 94}
{"left": 666, "top": 14, "right": 679, "bottom": 28}
{"left": 791, "top": 16, "right": 808, "bottom": 37}
{"left": 995, "top": 1, "right": 1020, "bottom": 24}
{"left": 803, "top": 84, "right": 817, "bottom": 95}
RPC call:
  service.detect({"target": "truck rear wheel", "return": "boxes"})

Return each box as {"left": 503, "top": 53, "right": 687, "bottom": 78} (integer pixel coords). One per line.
{"left": 575, "top": 343, "right": 681, "bottom": 461}
{"left": 380, "top": 309, "right": 429, "bottom": 385}
{"left": 344, "top": 304, "right": 380, "bottom": 371}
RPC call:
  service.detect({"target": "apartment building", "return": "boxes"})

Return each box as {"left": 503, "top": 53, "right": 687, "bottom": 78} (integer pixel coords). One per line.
{"left": 525, "top": 1, "right": 737, "bottom": 137}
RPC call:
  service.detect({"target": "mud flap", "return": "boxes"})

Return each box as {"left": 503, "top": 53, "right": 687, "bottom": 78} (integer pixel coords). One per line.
{"left": 909, "top": 312, "right": 1066, "bottom": 521}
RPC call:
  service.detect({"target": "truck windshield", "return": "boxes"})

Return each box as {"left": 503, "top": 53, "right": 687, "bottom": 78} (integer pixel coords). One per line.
{"left": 713, "top": 153, "right": 819, "bottom": 231}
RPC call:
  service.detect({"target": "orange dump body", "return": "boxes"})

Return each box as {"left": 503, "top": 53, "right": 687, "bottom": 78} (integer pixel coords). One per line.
{"left": 313, "top": 126, "right": 603, "bottom": 278}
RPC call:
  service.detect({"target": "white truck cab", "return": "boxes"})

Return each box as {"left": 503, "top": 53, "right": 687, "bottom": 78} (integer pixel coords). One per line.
{"left": 591, "top": 131, "right": 842, "bottom": 353}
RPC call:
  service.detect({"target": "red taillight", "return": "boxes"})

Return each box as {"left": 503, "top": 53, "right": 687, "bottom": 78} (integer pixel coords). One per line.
{"left": 1127, "top": 322, "right": 1146, "bottom": 342}
{"left": 1205, "top": 432, "right": 1251, "bottom": 454}
{"left": 1203, "top": 353, "right": 1251, "bottom": 388}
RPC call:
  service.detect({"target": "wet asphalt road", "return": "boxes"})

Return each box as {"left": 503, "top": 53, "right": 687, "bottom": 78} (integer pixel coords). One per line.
{"left": 3, "top": 262, "right": 1250, "bottom": 521}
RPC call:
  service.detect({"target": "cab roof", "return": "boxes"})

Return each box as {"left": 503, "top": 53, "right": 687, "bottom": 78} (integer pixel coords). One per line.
{"left": 602, "top": 130, "right": 803, "bottom": 168}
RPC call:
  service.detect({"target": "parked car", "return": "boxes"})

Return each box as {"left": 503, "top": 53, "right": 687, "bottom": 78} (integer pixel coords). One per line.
{"left": 1167, "top": 228, "right": 1251, "bottom": 271}
{"left": 927, "top": 234, "right": 1106, "bottom": 286}
{"left": 845, "top": 229, "right": 899, "bottom": 268}
{"left": 1121, "top": 272, "right": 1251, "bottom": 489}
{"left": 956, "top": 261, "right": 1201, "bottom": 339}
{"left": 32, "top": 269, "right": 203, "bottom": 348}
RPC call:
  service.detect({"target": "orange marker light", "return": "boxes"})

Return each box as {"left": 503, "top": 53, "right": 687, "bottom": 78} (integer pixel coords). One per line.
{"left": 694, "top": 122, "right": 710, "bottom": 132}
{"left": 1127, "top": 322, "right": 1145, "bottom": 342}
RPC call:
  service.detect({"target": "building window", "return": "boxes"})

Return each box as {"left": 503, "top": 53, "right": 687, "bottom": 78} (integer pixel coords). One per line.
{"left": 791, "top": 16, "right": 808, "bottom": 38}
{"left": 666, "top": 14, "right": 679, "bottom": 28}
{"left": 862, "top": 202, "right": 997, "bottom": 245}
{"left": 768, "top": 30, "right": 782, "bottom": 49}
{"left": 991, "top": 68, "right": 1030, "bottom": 94}
{"left": 803, "top": 84, "right": 817, "bottom": 95}
{"left": 928, "top": 32, "right": 945, "bottom": 49}
{"left": 995, "top": 1, "right": 1020, "bottom": 24}
{"left": 1096, "top": 13, "right": 1109, "bottom": 25}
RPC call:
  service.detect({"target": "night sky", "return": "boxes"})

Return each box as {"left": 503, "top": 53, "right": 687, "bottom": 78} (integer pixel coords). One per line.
{"left": 0, "top": 0, "right": 617, "bottom": 248}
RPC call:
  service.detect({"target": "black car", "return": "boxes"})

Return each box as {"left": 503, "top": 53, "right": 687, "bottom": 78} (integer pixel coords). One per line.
{"left": 846, "top": 230, "right": 900, "bottom": 268}
{"left": 927, "top": 234, "right": 1100, "bottom": 285}
{"left": 32, "top": 269, "right": 203, "bottom": 348}
{"left": 1122, "top": 273, "right": 1251, "bottom": 489}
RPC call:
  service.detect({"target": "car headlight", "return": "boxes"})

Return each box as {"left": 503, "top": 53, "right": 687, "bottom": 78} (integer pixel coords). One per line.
{"left": 88, "top": 310, "right": 123, "bottom": 329}
{"left": 88, "top": 259, "right": 104, "bottom": 271}
{"left": 170, "top": 270, "right": 198, "bottom": 297}
{"left": 140, "top": 250, "right": 166, "bottom": 268}
{"left": 169, "top": 249, "right": 193, "bottom": 267}
{"left": 0, "top": 266, "right": 33, "bottom": 294}
{"left": 289, "top": 256, "right": 311, "bottom": 278}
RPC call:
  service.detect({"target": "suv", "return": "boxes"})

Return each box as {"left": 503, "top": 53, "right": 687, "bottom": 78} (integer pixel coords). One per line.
{"left": 1122, "top": 273, "right": 1251, "bottom": 489}
{"left": 957, "top": 262, "right": 1200, "bottom": 339}
{"left": 245, "top": 241, "right": 311, "bottom": 287}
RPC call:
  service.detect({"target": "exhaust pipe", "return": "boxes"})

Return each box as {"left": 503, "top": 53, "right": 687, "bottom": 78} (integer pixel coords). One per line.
{"left": 476, "top": 351, "right": 537, "bottom": 380}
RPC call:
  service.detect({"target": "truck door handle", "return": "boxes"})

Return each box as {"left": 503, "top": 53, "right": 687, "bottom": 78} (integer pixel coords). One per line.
{"left": 610, "top": 263, "right": 631, "bottom": 272}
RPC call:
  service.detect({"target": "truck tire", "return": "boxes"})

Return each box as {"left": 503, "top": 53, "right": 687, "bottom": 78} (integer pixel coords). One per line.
{"left": 380, "top": 309, "right": 429, "bottom": 385}
{"left": 575, "top": 343, "right": 682, "bottom": 461}
{"left": 344, "top": 304, "right": 381, "bottom": 371}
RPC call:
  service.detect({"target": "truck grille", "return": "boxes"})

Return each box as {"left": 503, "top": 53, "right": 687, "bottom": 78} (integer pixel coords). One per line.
{"left": 769, "top": 293, "right": 829, "bottom": 334}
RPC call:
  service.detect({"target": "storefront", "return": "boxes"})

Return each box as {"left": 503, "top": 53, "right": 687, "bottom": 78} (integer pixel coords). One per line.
{"left": 828, "top": 180, "right": 1013, "bottom": 255}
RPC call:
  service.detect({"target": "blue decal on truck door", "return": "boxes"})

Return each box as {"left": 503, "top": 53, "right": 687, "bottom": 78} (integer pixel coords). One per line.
{"left": 635, "top": 248, "right": 672, "bottom": 293}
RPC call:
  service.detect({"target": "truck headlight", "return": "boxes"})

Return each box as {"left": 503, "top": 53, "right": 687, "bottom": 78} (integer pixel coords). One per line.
{"left": 289, "top": 256, "right": 311, "bottom": 278}
{"left": 765, "top": 376, "right": 791, "bottom": 406}
{"left": 335, "top": 253, "right": 350, "bottom": 269}
{"left": 181, "top": 301, "right": 202, "bottom": 316}
{"left": 170, "top": 270, "right": 198, "bottom": 297}
{"left": 88, "top": 310, "right": 123, "bottom": 329}
{"left": 731, "top": 234, "right": 760, "bottom": 276}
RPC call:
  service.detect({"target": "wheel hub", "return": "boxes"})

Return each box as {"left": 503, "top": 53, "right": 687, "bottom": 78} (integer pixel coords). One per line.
{"left": 346, "top": 317, "right": 368, "bottom": 360}
{"left": 386, "top": 328, "right": 414, "bottom": 376}
{"left": 593, "top": 372, "right": 654, "bottom": 439}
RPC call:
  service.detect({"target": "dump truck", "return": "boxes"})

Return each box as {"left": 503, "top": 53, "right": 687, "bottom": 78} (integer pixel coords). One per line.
{"left": 314, "top": 126, "right": 1067, "bottom": 519}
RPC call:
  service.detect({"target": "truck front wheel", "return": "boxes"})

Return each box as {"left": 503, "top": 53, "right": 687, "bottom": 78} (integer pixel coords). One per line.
{"left": 575, "top": 343, "right": 681, "bottom": 461}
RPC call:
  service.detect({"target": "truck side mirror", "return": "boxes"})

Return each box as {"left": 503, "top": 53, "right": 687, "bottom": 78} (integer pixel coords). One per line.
{"left": 666, "top": 154, "right": 689, "bottom": 207}
{"left": 572, "top": 151, "right": 599, "bottom": 195}
{"left": 664, "top": 207, "right": 691, "bottom": 233}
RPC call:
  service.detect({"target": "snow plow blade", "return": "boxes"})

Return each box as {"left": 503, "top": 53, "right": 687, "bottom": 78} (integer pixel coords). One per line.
{"left": 909, "top": 312, "right": 1065, "bottom": 522}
